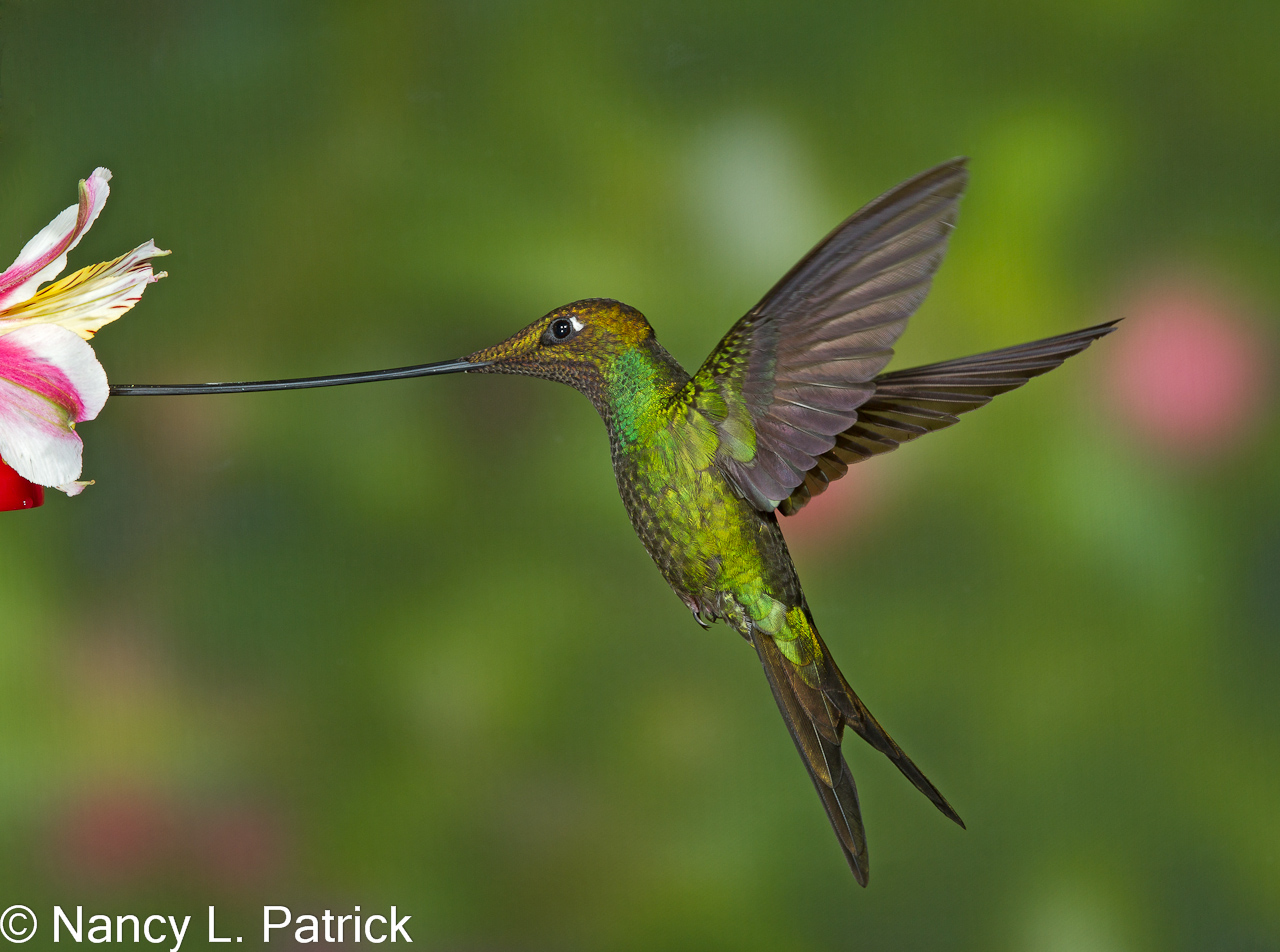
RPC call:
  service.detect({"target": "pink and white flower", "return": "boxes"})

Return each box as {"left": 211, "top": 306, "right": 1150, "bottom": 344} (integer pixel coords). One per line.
{"left": 0, "top": 168, "right": 167, "bottom": 496}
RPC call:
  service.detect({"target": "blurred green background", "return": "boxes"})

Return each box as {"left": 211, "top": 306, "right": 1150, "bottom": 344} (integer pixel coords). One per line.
{"left": 1, "top": 1, "right": 1278, "bottom": 949}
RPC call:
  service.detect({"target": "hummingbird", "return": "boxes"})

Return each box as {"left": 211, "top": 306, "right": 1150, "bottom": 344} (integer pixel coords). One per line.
{"left": 112, "top": 158, "right": 1114, "bottom": 884}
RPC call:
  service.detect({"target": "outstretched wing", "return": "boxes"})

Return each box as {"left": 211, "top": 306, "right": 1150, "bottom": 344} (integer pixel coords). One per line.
{"left": 677, "top": 159, "right": 969, "bottom": 512}
{"left": 777, "top": 321, "right": 1119, "bottom": 514}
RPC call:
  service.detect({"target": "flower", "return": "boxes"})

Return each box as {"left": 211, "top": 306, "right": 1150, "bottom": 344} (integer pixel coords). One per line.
{"left": 1103, "top": 276, "right": 1270, "bottom": 463}
{"left": 0, "top": 168, "right": 167, "bottom": 498}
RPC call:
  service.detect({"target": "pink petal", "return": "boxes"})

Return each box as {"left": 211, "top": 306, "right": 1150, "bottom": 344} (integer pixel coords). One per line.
{"left": 0, "top": 168, "right": 111, "bottom": 311}
{"left": 0, "top": 323, "right": 109, "bottom": 489}
{"left": 0, "top": 239, "right": 169, "bottom": 340}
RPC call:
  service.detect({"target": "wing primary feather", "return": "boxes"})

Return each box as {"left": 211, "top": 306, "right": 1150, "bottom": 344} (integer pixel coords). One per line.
{"left": 682, "top": 159, "right": 971, "bottom": 514}
{"left": 875, "top": 322, "right": 1119, "bottom": 384}
{"left": 778, "top": 321, "right": 1118, "bottom": 514}
{"left": 751, "top": 159, "right": 969, "bottom": 317}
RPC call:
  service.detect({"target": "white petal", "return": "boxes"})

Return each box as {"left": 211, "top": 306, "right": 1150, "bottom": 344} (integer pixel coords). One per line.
{"left": 0, "top": 240, "right": 169, "bottom": 340}
{"left": 56, "top": 479, "right": 94, "bottom": 497}
{"left": 0, "top": 168, "right": 112, "bottom": 311}
{"left": 0, "top": 324, "right": 109, "bottom": 487}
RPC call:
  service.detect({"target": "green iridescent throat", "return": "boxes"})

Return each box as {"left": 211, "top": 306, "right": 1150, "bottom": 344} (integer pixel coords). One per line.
{"left": 599, "top": 342, "right": 689, "bottom": 448}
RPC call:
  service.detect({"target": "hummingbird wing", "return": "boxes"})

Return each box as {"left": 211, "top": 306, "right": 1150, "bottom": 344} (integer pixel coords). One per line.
{"left": 679, "top": 159, "right": 968, "bottom": 512}
{"left": 776, "top": 321, "right": 1118, "bottom": 514}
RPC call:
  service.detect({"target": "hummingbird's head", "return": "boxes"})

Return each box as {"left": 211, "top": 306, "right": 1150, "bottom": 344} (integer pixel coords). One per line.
{"left": 464, "top": 298, "right": 658, "bottom": 391}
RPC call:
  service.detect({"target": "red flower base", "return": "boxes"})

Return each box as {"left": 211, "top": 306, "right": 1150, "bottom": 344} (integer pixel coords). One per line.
{"left": 0, "top": 458, "right": 43, "bottom": 510}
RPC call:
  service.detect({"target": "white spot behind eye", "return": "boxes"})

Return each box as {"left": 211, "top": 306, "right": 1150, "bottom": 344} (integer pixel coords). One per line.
{"left": 569, "top": 316, "right": 584, "bottom": 332}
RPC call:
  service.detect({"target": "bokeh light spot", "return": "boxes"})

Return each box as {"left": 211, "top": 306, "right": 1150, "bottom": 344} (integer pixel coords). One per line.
{"left": 53, "top": 789, "right": 174, "bottom": 884}
{"left": 194, "top": 803, "right": 288, "bottom": 889}
{"left": 1103, "top": 277, "right": 1270, "bottom": 462}
{"left": 781, "top": 461, "right": 881, "bottom": 557}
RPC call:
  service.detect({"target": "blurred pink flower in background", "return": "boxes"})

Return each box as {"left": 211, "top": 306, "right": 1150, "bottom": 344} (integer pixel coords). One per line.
{"left": 53, "top": 788, "right": 176, "bottom": 883}
{"left": 51, "top": 788, "right": 289, "bottom": 890}
{"left": 1103, "top": 275, "right": 1271, "bottom": 462}
{"left": 782, "top": 460, "right": 883, "bottom": 557}
{"left": 49, "top": 628, "right": 290, "bottom": 890}
{"left": 193, "top": 802, "right": 288, "bottom": 889}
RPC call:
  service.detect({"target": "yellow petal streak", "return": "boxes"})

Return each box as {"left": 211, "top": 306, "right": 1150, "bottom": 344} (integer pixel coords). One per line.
{"left": 0, "top": 241, "right": 168, "bottom": 340}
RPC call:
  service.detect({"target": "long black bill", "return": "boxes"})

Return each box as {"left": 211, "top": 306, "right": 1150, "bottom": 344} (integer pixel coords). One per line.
{"left": 108, "top": 357, "right": 489, "bottom": 396}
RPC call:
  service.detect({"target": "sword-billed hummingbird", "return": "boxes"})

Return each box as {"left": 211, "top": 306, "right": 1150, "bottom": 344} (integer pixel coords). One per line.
{"left": 116, "top": 158, "right": 1114, "bottom": 884}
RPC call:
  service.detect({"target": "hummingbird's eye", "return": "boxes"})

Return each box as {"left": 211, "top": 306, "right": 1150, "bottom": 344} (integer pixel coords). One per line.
{"left": 545, "top": 315, "right": 584, "bottom": 344}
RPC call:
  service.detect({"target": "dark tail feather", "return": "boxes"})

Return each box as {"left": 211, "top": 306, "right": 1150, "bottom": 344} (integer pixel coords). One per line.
{"left": 752, "top": 628, "right": 870, "bottom": 885}
{"left": 807, "top": 623, "right": 965, "bottom": 829}
{"left": 750, "top": 612, "right": 963, "bottom": 883}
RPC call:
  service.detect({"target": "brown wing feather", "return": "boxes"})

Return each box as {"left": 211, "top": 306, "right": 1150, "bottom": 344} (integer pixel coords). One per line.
{"left": 682, "top": 160, "right": 970, "bottom": 512}
{"left": 778, "top": 322, "right": 1119, "bottom": 515}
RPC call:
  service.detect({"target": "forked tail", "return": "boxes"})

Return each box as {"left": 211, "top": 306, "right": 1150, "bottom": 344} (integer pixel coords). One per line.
{"left": 749, "top": 612, "right": 962, "bottom": 885}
